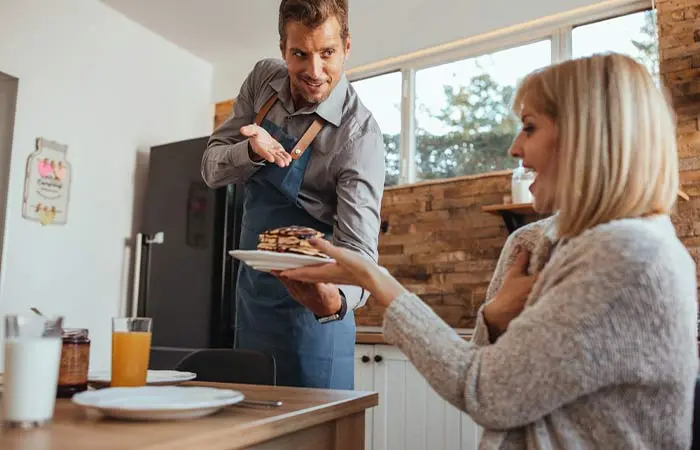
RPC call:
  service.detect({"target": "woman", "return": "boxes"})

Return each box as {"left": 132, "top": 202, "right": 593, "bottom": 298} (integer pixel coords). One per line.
{"left": 280, "top": 53, "right": 698, "bottom": 449}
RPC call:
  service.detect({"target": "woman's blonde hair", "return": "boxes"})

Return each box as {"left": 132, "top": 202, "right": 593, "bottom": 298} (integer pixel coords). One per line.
{"left": 512, "top": 53, "right": 678, "bottom": 238}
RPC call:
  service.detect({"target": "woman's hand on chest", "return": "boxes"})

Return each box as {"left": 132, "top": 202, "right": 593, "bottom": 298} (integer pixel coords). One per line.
{"left": 483, "top": 247, "right": 539, "bottom": 340}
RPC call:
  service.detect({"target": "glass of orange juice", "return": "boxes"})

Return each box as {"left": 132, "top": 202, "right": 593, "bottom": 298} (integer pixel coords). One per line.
{"left": 111, "top": 317, "right": 152, "bottom": 387}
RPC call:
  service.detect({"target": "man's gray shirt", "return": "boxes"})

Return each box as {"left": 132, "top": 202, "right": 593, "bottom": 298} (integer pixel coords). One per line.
{"left": 202, "top": 58, "right": 386, "bottom": 310}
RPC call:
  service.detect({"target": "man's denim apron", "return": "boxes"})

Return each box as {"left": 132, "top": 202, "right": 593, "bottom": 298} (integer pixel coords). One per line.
{"left": 234, "top": 94, "right": 355, "bottom": 389}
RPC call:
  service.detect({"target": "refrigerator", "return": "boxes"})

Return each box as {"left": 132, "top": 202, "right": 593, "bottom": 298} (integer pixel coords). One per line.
{"left": 131, "top": 137, "right": 245, "bottom": 370}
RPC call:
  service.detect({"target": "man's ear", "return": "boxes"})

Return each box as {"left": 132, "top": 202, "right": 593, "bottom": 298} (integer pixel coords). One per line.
{"left": 344, "top": 34, "right": 352, "bottom": 60}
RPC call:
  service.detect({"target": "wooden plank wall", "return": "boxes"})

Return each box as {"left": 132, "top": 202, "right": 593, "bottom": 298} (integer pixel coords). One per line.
{"left": 214, "top": 100, "right": 235, "bottom": 130}
{"left": 660, "top": 0, "right": 700, "bottom": 299}
{"left": 356, "top": 173, "right": 539, "bottom": 328}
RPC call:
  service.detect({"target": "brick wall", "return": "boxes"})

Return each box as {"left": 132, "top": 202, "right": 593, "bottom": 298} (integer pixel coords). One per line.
{"left": 354, "top": 173, "right": 543, "bottom": 328}
{"left": 660, "top": 0, "right": 700, "bottom": 295}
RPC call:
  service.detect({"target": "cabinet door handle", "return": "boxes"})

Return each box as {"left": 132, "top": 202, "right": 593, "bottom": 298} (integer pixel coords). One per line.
{"left": 374, "top": 355, "right": 383, "bottom": 363}
{"left": 361, "top": 355, "right": 370, "bottom": 363}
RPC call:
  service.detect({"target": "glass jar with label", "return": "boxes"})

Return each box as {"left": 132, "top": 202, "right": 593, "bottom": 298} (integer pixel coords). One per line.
{"left": 57, "top": 328, "right": 90, "bottom": 398}
{"left": 511, "top": 160, "right": 535, "bottom": 204}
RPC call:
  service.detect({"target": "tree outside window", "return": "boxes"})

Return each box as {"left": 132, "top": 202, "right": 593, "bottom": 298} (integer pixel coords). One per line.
{"left": 573, "top": 10, "right": 659, "bottom": 80}
{"left": 413, "top": 40, "right": 551, "bottom": 181}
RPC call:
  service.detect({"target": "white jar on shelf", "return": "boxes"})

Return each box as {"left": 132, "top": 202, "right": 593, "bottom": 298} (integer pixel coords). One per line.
{"left": 511, "top": 160, "right": 535, "bottom": 204}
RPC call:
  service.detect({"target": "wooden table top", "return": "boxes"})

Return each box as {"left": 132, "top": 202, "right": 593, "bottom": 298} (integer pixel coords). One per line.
{"left": 0, "top": 382, "right": 378, "bottom": 450}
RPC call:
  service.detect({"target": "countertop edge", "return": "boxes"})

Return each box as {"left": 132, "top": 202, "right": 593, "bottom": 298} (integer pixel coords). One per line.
{"left": 356, "top": 331, "right": 472, "bottom": 345}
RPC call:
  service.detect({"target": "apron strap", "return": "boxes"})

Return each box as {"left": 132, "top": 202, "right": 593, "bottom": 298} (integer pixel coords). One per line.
{"left": 291, "top": 119, "right": 323, "bottom": 161}
{"left": 254, "top": 93, "right": 325, "bottom": 161}
{"left": 255, "top": 95, "right": 278, "bottom": 126}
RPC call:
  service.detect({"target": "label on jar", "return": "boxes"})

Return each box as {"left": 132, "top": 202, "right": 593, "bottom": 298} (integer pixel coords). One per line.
{"left": 58, "top": 342, "right": 90, "bottom": 386}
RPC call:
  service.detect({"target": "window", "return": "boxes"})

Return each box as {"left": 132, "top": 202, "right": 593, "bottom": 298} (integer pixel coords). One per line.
{"left": 572, "top": 10, "right": 658, "bottom": 79}
{"left": 351, "top": 72, "right": 402, "bottom": 186}
{"left": 414, "top": 40, "right": 552, "bottom": 181}
{"left": 347, "top": 3, "right": 654, "bottom": 186}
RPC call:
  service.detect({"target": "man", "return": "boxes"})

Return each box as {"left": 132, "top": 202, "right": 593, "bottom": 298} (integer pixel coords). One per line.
{"left": 201, "top": 0, "right": 385, "bottom": 390}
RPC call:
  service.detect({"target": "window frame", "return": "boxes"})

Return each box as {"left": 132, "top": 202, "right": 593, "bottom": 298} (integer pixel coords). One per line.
{"left": 347, "top": 0, "right": 653, "bottom": 186}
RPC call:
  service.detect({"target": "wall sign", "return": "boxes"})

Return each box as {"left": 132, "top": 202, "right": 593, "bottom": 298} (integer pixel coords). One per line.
{"left": 22, "top": 137, "right": 72, "bottom": 226}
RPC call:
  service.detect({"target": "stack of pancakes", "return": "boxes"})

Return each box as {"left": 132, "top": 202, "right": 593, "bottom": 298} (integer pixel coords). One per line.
{"left": 257, "top": 226, "right": 329, "bottom": 258}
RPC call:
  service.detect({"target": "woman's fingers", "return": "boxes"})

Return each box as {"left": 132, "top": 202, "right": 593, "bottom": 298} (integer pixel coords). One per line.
{"left": 310, "top": 239, "right": 369, "bottom": 274}
{"left": 308, "top": 238, "right": 349, "bottom": 262}
{"left": 507, "top": 246, "right": 531, "bottom": 278}
{"left": 281, "top": 239, "right": 370, "bottom": 287}
{"left": 280, "top": 263, "right": 357, "bottom": 285}
{"left": 281, "top": 239, "right": 381, "bottom": 291}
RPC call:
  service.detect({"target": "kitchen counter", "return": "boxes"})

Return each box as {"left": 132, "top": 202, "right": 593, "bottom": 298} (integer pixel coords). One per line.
{"left": 0, "top": 382, "right": 378, "bottom": 450}
{"left": 356, "top": 331, "right": 472, "bottom": 345}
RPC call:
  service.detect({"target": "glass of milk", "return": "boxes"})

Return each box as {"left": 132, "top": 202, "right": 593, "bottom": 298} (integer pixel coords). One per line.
{"left": 3, "top": 314, "right": 63, "bottom": 428}
{"left": 511, "top": 160, "right": 535, "bottom": 204}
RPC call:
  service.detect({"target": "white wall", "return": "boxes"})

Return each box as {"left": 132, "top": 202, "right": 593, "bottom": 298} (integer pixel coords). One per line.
{"left": 211, "top": 0, "right": 618, "bottom": 101}
{"left": 0, "top": 0, "right": 213, "bottom": 370}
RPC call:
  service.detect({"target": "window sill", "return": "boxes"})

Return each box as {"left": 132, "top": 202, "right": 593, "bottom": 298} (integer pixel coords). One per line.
{"left": 383, "top": 169, "right": 513, "bottom": 192}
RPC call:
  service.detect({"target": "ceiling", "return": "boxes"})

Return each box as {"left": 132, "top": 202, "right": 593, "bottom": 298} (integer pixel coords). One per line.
{"left": 98, "top": 0, "right": 615, "bottom": 101}
{"left": 99, "top": 0, "right": 282, "bottom": 65}
{"left": 98, "top": 0, "right": 473, "bottom": 100}
{"left": 97, "top": 0, "right": 464, "bottom": 71}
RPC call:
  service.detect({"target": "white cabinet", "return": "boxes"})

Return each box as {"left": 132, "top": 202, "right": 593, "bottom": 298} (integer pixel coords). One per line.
{"left": 355, "top": 344, "right": 482, "bottom": 450}
{"left": 354, "top": 346, "right": 375, "bottom": 450}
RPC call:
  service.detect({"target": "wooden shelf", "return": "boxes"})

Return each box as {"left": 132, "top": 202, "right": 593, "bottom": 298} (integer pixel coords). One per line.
{"left": 482, "top": 203, "right": 538, "bottom": 233}
{"left": 481, "top": 203, "right": 537, "bottom": 215}
{"left": 484, "top": 190, "right": 690, "bottom": 234}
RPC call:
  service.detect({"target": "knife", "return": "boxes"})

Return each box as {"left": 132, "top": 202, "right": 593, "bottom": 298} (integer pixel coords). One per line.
{"left": 236, "top": 399, "right": 283, "bottom": 408}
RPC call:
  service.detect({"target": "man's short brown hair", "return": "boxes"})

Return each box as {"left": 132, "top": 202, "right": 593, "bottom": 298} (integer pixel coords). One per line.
{"left": 278, "top": 0, "right": 349, "bottom": 48}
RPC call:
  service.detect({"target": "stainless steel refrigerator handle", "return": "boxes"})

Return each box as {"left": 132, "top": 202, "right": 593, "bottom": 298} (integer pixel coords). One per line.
{"left": 131, "top": 233, "right": 144, "bottom": 318}
{"left": 145, "top": 232, "right": 164, "bottom": 245}
{"left": 131, "top": 232, "right": 165, "bottom": 318}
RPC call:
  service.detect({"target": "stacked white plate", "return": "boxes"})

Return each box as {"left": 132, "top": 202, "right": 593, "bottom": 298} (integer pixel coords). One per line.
{"left": 229, "top": 250, "right": 334, "bottom": 272}
{"left": 87, "top": 370, "right": 196, "bottom": 388}
{"left": 72, "top": 386, "right": 244, "bottom": 420}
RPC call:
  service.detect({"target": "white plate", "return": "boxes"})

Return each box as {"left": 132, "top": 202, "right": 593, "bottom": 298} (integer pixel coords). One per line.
{"left": 88, "top": 370, "right": 196, "bottom": 388}
{"left": 72, "top": 386, "right": 244, "bottom": 421}
{"left": 229, "top": 250, "right": 334, "bottom": 272}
